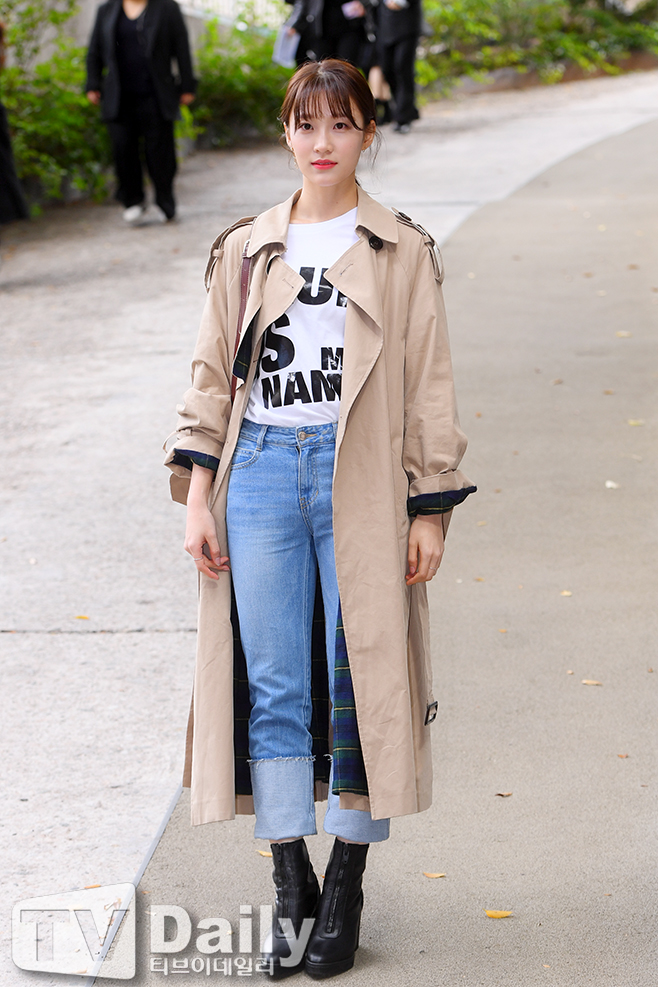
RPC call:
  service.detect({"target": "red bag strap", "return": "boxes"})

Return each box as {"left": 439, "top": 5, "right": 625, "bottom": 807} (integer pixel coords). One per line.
{"left": 231, "top": 236, "right": 252, "bottom": 404}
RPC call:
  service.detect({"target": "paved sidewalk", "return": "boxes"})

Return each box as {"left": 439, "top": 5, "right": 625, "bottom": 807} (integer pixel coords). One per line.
{"left": 1, "top": 71, "right": 656, "bottom": 986}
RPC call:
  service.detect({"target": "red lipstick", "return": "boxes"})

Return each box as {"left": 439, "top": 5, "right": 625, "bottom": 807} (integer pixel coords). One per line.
{"left": 312, "top": 160, "right": 338, "bottom": 169}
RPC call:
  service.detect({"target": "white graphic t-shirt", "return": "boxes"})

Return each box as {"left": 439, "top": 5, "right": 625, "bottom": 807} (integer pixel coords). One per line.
{"left": 245, "top": 208, "right": 359, "bottom": 426}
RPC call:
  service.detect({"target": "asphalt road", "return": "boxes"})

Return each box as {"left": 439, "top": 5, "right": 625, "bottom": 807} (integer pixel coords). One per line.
{"left": 1, "top": 71, "right": 656, "bottom": 987}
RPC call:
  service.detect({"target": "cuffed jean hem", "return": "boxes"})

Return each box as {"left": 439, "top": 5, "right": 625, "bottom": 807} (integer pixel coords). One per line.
{"left": 249, "top": 757, "right": 318, "bottom": 841}
{"left": 324, "top": 763, "right": 390, "bottom": 843}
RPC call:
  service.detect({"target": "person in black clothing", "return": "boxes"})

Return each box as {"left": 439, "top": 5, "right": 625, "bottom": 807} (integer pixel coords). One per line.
{"left": 0, "top": 21, "right": 29, "bottom": 228}
{"left": 378, "top": 0, "right": 420, "bottom": 133}
{"left": 86, "top": 0, "right": 196, "bottom": 223}
{"left": 287, "top": 0, "right": 375, "bottom": 73}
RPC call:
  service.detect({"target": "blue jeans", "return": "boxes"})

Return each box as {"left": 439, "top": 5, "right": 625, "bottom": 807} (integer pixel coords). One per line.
{"left": 226, "top": 419, "right": 390, "bottom": 844}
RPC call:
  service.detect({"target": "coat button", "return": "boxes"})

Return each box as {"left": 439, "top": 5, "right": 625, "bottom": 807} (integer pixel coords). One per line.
{"left": 369, "top": 235, "right": 383, "bottom": 251}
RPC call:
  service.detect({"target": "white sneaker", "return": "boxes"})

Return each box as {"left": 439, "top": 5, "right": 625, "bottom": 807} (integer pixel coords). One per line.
{"left": 123, "top": 204, "right": 145, "bottom": 225}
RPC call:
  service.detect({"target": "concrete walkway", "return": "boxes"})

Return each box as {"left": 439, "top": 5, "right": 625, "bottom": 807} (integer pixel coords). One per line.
{"left": 1, "top": 70, "right": 656, "bottom": 986}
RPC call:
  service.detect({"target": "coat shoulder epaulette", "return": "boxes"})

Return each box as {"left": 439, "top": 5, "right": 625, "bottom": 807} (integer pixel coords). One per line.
{"left": 204, "top": 216, "right": 256, "bottom": 291}
{"left": 392, "top": 208, "right": 444, "bottom": 284}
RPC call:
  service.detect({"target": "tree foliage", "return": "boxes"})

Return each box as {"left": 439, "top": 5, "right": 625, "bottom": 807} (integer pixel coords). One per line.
{"left": 193, "top": 16, "right": 294, "bottom": 146}
{"left": 418, "top": 0, "right": 658, "bottom": 90}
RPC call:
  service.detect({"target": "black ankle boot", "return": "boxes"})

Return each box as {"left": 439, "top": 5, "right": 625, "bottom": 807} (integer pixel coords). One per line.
{"left": 305, "top": 838, "right": 369, "bottom": 979}
{"left": 266, "top": 838, "right": 320, "bottom": 980}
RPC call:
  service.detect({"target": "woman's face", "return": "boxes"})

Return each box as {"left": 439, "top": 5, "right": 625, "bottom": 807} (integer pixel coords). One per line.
{"left": 284, "top": 99, "right": 375, "bottom": 190}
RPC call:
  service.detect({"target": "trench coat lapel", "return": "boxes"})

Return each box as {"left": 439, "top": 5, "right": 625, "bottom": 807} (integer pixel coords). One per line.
{"left": 325, "top": 237, "right": 384, "bottom": 429}
{"left": 253, "top": 254, "right": 304, "bottom": 349}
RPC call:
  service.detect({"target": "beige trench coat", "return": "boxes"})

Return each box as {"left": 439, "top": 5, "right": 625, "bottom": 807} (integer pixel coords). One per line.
{"left": 165, "top": 187, "right": 474, "bottom": 826}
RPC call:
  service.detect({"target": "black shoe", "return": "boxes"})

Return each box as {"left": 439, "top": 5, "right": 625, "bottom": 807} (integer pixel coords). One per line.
{"left": 266, "top": 839, "right": 320, "bottom": 980}
{"left": 305, "top": 839, "right": 369, "bottom": 979}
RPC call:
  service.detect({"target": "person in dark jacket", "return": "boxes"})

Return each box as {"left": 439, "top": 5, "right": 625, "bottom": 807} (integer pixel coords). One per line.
{"left": 287, "top": 0, "right": 375, "bottom": 73}
{"left": 0, "top": 21, "right": 29, "bottom": 228}
{"left": 378, "top": 0, "right": 420, "bottom": 132}
{"left": 86, "top": 0, "right": 196, "bottom": 223}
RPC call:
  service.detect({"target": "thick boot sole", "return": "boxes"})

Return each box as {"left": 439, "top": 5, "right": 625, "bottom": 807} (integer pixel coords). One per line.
{"left": 270, "top": 958, "right": 306, "bottom": 980}
{"left": 304, "top": 954, "right": 355, "bottom": 980}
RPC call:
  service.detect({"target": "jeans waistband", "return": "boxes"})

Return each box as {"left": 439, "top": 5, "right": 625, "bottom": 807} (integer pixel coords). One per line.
{"left": 240, "top": 417, "right": 338, "bottom": 446}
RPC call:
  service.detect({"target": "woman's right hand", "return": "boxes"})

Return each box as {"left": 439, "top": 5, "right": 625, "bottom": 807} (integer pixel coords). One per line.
{"left": 184, "top": 504, "right": 229, "bottom": 579}
{"left": 86, "top": 90, "right": 101, "bottom": 105}
{"left": 184, "top": 463, "right": 229, "bottom": 579}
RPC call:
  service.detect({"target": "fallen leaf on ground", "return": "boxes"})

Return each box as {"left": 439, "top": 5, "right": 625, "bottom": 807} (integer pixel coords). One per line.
{"left": 628, "top": 419, "right": 645, "bottom": 426}
{"left": 474, "top": 577, "right": 485, "bottom": 582}
{"left": 617, "top": 331, "right": 632, "bottom": 338}
{"left": 560, "top": 590, "right": 572, "bottom": 597}
{"left": 475, "top": 412, "right": 482, "bottom": 418}
{"left": 423, "top": 872, "right": 446, "bottom": 879}
{"left": 543, "top": 964, "right": 551, "bottom": 969}
{"left": 499, "top": 629, "right": 507, "bottom": 633}
{"left": 551, "top": 378, "right": 563, "bottom": 385}
{"left": 583, "top": 272, "right": 593, "bottom": 277}
{"left": 477, "top": 520, "right": 487, "bottom": 526}
{"left": 618, "top": 754, "right": 629, "bottom": 759}
{"left": 628, "top": 264, "right": 639, "bottom": 270}
{"left": 485, "top": 910, "right": 512, "bottom": 919}
{"left": 648, "top": 668, "right": 654, "bottom": 673}
{"left": 582, "top": 679, "right": 602, "bottom": 686}
{"left": 605, "top": 480, "right": 619, "bottom": 489}
{"left": 85, "top": 884, "right": 101, "bottom": 889}
{"left": 567, "top": 670, "right": 574, "bottom": 674}
{"left": 495, "top": 792, "right": 513, "bottom": 797}
{"left": 258, "top": 850, "right": 273, "bottom": 857}
{"left": 603, "top": 389, "right": 614, "bottom": 395}
{"left": 75, "top": 615, "right": 90, "bottom": 620}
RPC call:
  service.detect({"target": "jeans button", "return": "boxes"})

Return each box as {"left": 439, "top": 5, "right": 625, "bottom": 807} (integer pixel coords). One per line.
{"left": 298, "top": 431, "right": 307, "bottom": 440}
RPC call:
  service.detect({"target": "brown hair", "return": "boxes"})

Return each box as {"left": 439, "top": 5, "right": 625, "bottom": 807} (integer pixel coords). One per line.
{"left": 280, "top": 59, "right": 376, "bottom": 132}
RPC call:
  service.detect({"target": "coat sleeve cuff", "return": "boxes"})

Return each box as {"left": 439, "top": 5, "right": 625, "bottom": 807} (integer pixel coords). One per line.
{"left": 407, "top": 486, "right": 477, "bottom": 517}
{"left": 407, "top": 468, "right": 476, "bottom": 517}
{"left": 171, "top": 449, "right": 220, "bottom": 475}
{"left": 163, "top": 429, "right": 224, "bottom": 479}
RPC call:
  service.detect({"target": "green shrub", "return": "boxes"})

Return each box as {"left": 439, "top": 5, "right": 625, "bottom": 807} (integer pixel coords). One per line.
{"left": 192, "top": 16, "right": 293, "bottom": 146}
{"left": 418, "top": 0, "right": 658, "bottom": 92}
{"left": 0, "top": 37, "right": 112, "bottom": 204}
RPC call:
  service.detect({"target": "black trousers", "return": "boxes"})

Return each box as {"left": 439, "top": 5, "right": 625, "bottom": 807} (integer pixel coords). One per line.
{"left": 106, "top": 94, "right": 177, "bottom": 217}
{"left": 380, "top": 34, "right": 419, "bottom": 125}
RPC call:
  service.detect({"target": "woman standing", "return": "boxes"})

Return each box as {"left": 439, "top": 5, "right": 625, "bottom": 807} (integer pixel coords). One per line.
{"left": 165, "top": 59, "right": 475, "bottom": 979}
{"left": 85, "top": 0, "right": 196, "bottom": 223}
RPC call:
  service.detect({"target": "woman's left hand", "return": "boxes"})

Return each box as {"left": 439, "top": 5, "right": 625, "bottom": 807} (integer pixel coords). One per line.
{"left": 406, "top": 513, "right": 449, "bottom": 585}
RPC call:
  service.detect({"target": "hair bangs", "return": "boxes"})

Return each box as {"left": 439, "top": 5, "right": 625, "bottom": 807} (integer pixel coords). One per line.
{"left": 292, "top": 76, "right": 362, "bottom": 130}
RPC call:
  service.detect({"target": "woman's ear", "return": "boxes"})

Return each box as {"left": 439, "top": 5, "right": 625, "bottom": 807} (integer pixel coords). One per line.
{"left": 362, "top": 120, "right": 376, "bottom": 150}
{"left": 284, "top": 122, "right": 292, "bottom": 149}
